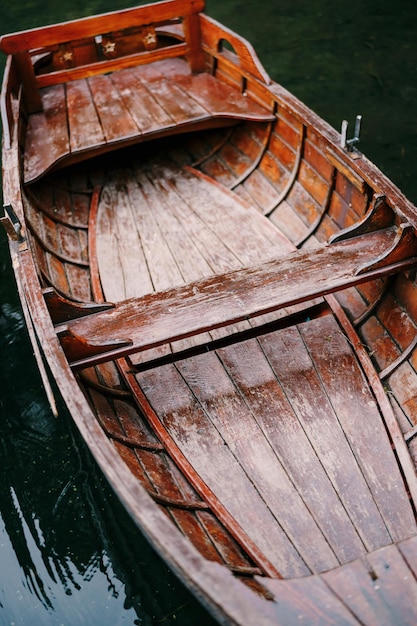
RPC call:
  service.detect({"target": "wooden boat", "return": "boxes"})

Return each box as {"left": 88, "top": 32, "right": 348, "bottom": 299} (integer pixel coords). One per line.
{"left": 2, "top": 1, "right": 417, "bottom": 623}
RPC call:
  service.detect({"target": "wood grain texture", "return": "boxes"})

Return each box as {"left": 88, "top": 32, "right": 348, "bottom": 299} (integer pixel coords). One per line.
{"left": 59, "top": 224, "right": 415, "bottom": 368}
{"left": 4, "top": 3, "right": 417, "bottom": 623}
{"left": 23, "top": 57, "right": 274, "bottom": 183}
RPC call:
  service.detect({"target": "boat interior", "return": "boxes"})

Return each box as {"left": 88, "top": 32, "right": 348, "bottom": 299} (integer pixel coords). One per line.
{"left": 3, "top": 0, "right": 417, "bottom": 620}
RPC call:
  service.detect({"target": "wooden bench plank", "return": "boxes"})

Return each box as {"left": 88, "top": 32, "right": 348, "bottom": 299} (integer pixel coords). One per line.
{"left": 66, "top": 79, "right": 105, "bottom": 152}
{"left": 133, "top": 65, "right": 210, "bottom": 124}
{"left": 88, "top": 74, "right": 139, "bottom": 142}
{"left": 57, "top": 226, "right": 417, "bottom": 368}
{"left": 23, "top": 84, "right": 69, "bottom": 182}
{"left": 110, "top": 68, "right": 174, "bottom": 133}
{"left": 23, "top": 58, "right": 275, "bottom": 183}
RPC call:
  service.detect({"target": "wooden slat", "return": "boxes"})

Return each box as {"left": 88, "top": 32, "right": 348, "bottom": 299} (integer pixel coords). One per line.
{"left": 110, "top": 68, "right": 174, "bottom": 133}
{"left": 175, "top": 350, "right": 339, "bottom": 573}
{"left": 217, "top": 338, "right": 367, "bottom": 565}
{"left": 136, "top": 361, "right": 310, "bottom": 577}
{"left": 322, "top": 543, "right": 417, "bottom": 625}
{"left": 24, "top": 84, "right": 69, "bottom": 181}
{"left": 87, "top": 74, "right": 138, "bottom": 142}
{"left": 260, "top": 575, "right": 361, "bottom": 625}
{"left": 95, "top": 176, "right": 154, "bottom": 302}
{"left": 171, "top": 166, "right": 288, "bottom": 259}
{"left": 298, "top": 315, "right": 417, "bottom": 542}
{"left": 34, "top": 44, "right": 189, "bottom": 88}
{"left": 259, "top": 319, "right": 403, "bottom": 552}
{"left": 57, "top": 226, "right": 417, "bottom": 368}
{"left": 136, "top": 75, "right": 210, "bottom": 125}
{"left": 66, "top": 79, "right": 105, "bottom": 151}
{"left": 0, "top": 0, "right": 205, "bottom": 53}
{"left": 398, "top": 534, "right": 417, "bottom": 577}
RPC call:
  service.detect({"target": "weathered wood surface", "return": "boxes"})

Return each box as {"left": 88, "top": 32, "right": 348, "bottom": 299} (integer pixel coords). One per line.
{"left": 260, "top": 537, "right": 417, "bottom": 625}
{"left": 58, "top": 218, "right": 416, "bottom": 368}
{"left": 133, "top": 316, "right": 416, "bottom": 576}
{"left": 0, "top": 0, "right": 205, "bottom": 54}
{"left": 24, "top": 57, "right": 274, "bottom": 183}
{"left": 4, "top": 1, "right": 417, "bottom": 623}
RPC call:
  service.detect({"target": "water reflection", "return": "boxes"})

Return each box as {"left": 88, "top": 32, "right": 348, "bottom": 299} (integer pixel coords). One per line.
{"left": 0, "top": 232, "right": 216, "bottom": 625}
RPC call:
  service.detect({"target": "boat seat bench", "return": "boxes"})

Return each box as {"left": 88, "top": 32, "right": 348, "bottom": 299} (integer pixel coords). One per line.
{"left": 23, "top": 57, "right": 274, "bottom": 184}
{"left": 56, "top": 225, "right": 417, "bottom": 369}
{"left": 0, "top": 0, "right": 274, "bottom": 184}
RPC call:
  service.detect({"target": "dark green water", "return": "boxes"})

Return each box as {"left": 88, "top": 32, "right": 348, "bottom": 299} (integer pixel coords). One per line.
{"left": 1, "top": 1, "right": 417, "bottom": 624}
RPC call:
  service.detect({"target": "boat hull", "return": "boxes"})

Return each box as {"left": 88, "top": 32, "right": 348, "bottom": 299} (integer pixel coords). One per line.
{"left": 2, "top": 2, "right": 417, "bottom": 623}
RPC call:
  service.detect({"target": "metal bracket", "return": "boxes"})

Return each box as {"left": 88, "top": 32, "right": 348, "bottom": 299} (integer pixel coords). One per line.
{"left": 0, "top": 204, "right": 25, "bottom": 242}
{"left": 341, "top": 115, "right": 362, "bottom": 151}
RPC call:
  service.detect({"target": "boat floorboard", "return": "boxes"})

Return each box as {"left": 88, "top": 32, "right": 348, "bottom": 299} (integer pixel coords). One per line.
{"left": 24, "top": 57, "right": 274, "bottom": 184}
{"left": 91, "top": 157, "right": 417, "bottom": 577}
{"left": 261, "top": 537, "right": 417, "bottom": 624}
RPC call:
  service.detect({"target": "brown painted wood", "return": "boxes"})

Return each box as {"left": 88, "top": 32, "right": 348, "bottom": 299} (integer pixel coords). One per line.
{"left": 135, "top": 360, "right": 310, "bottom": 577}
{"left": 23, "top": 58, "right": 274, "bottom": 183}
{"left": 0, "top": 0, "right": 206, "bottom": 53}
{"left": 322, "top": 543, "right": 417, "bottom": 625}
{"left": 57, "top": 225, "right": 416, "bottom": 368}
{"left": 4, "top": 2, "right": 417, "bottom": 624}
{"left": 217, "top": 337, "right": 368, "bottom": 565}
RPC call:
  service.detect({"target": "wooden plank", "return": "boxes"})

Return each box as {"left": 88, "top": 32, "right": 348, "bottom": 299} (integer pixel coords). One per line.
{"left": 24, "top": 84, "right": 70, "bottom": 182}
{"left": 136, "top": 361, "right": 310, "bottom": 577}
{"left": 175, "top": 350, "right": 340, "bottom": 573}
{"left": 109, "top": 68, "right": 174, "bottom": 133}
{"left": 259, "top": 320, "right": 393, "bottom": 552}
{"left": 0, "top": 0, "right": 205, "bottom": 53}
{"left": 133, "top": 66, "right": 212, "bottom": 125}
{"left": 139, "top": 58, "right": 274, "bottom": 121}
{"left": 134, "top": 170, "right": 215, "bottom": 281}
{"left": 95, "top": 176, "right": 154, "bottom": 302}
{"left": 299, "top": 314, "right": 417, "bottom": 542}
{"left": 398, "top": 534, "right": 417, "bottom": 577}
{"left": 34, "top": 44, "right": 189, "bottom": 88}
{"left": 172, "top": 167, "right": 293, "bottom": 259}
{"left": 66, "top": 79, "right": 105, "bottom": 152}
{"left": 218, "top": 338, "right": 367, "bottom": 565}
{"left": 126, "top": 171, "right": 185, "bottom": 292}
{"left": 153, "top": 169, "right": 246, "bottom": 273}
{"left": 260, "top": 575, "right": 361, "bottom": 625}
{"left": 58, "top": 226, "right": 416, "bottom": 368}
{"left": 87, "top": 74, "right": 138, "bottom": 142}
{"left": 322, "top": 543, "right": 417, "bottom": 625}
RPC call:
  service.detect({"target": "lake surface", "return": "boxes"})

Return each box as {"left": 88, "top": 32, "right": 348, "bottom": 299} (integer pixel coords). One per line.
{"left": 1, "top": 0, "right": 417, "bottom": 623}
